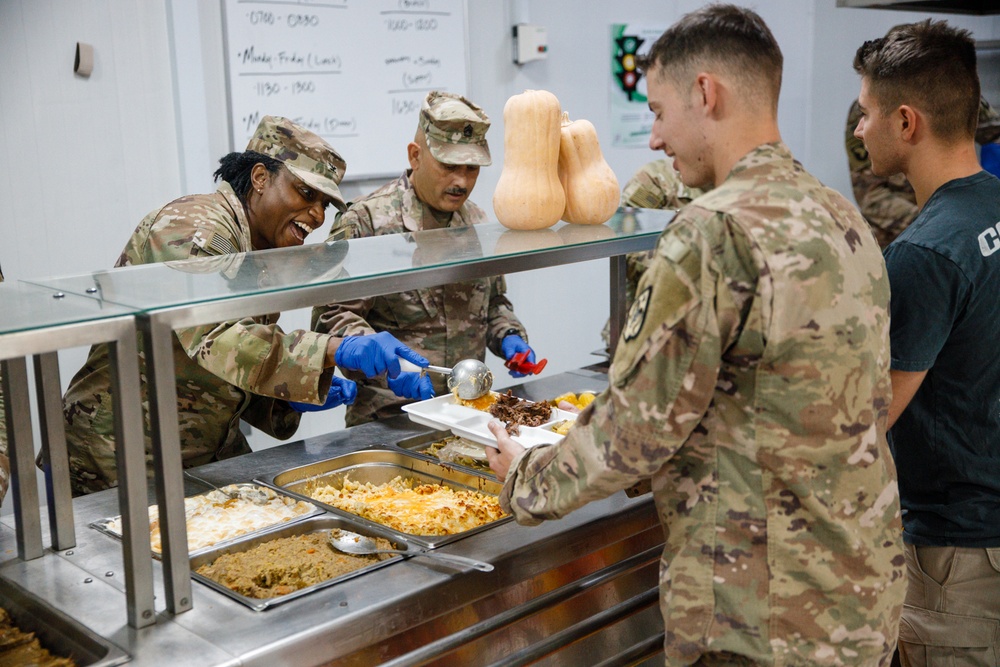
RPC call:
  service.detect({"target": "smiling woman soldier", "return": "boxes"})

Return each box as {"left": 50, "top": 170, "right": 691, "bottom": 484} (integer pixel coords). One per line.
{"left": 59, "top": 116, "right": 427, "bottom": 496}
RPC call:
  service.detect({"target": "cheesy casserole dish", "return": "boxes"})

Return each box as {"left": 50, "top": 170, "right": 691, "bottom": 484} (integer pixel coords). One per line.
{"left": 309, "top": 475, "right": 506, "bottom": 535}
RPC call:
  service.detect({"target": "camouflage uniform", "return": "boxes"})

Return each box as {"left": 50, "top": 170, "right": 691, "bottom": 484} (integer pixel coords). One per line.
{"left": 312, "top": 171, "right": 524, "bottom": 426}
{"left": 500, "top": 143, "right": 906, "bottom": 666}
{"left": 62, "top": 181, "right": 336, "bottom": 496}
{"left": 621, "top": 158, "right": 705, "bottom": 212}
{"left": 846, "top": 97, "right": 1000, "bottom": 248}
{"left": 602, "top": 160, "right": 706, "bottom": 347}
{"left": 0, "top": 267, "right": 7, "bottom": 506}
{"left": 620, "top": 159, "right": 706, "bottom": 298}
{"left": 974, "top": 97, "right": 1000, "bottom": 146}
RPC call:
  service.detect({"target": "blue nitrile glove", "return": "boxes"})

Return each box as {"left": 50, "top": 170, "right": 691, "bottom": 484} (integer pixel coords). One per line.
{"left": 387, "top": 371, "right": 435, "bottom": 400}
{"left": 289, "top": 377, "right": 357, "bottom": 412}
{"left": 334, "top": 332, "right": 428, "bottom": 379}
{"left": 501, "top": 334, "right": 535, "bottom": 378}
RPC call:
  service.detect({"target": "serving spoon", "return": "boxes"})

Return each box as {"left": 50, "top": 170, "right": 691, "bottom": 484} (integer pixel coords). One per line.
{"left": 183, "top": 470, "right": 269, "bottom": 505}
{"left": 398, "top": 357, "right": 494, "bottom": 400}
{"left": 328, "top": 529, "right": 494, "bottom": 572}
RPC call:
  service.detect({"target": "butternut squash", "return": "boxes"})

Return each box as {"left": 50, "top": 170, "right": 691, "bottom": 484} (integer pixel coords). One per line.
{"left": 493, "top": 90, "right": 565, "bottom": 230}
{"left": 558, "top": 112, "right": 620, "bottom": 225}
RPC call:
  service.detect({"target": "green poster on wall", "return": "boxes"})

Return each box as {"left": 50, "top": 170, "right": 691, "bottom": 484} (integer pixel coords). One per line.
{"left": 610, "top": 23, "right": 665, "bottom": 148}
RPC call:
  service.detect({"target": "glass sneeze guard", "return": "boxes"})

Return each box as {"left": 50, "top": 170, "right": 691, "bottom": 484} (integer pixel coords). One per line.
{"left": 0, "top": 282, "right": 135, "bottom": 338}
{"left": 15, "top": 208, "right": 674, "bottom": 619}
{"left": 23, "top": 211, "right": 673, "bottom": 316}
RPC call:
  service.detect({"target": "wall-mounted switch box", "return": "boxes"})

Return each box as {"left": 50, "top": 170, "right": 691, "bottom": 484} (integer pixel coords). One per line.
{"left": 513, "top": 23, "right": 548, "bottom": 65}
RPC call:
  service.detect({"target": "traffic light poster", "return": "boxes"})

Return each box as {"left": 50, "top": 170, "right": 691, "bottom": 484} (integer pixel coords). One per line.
{"left": 611, "top": 23, "right": 665, "bottom": 148}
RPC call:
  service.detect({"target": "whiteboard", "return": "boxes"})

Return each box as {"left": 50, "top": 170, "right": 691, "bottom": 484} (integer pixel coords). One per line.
{"left": 221, "top": 0, "right": 470, "bottom": 181}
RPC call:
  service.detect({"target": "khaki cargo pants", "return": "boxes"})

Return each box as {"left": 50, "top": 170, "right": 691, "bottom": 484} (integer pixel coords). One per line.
{"left": 898, "top": 543, "right": 1000, "bottom": 667}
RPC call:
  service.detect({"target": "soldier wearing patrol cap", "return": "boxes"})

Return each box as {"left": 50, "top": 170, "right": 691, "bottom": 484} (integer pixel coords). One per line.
{"left": 59, "top": 116, "right": 427, "bottom": 496}
{"left": 419, "top": 90, "right": 492, "bottom": 169}
{"left": 313, "top": 91, "right": 541, "bottom": 426}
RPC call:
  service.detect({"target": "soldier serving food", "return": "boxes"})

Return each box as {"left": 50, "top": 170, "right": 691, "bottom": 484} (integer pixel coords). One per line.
{"left": 487, "top": 5, "right": 906, "bottom": 665}
{"left": 59, "top": 116, "right": 428, "bottom": 496}
{"left": 313, "top": 91, "right": 541, "bottom": 426}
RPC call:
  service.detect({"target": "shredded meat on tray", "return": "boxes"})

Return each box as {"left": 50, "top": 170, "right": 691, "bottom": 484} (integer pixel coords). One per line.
{"left": 488, "top": 390, "right": 552, "bottom": 435}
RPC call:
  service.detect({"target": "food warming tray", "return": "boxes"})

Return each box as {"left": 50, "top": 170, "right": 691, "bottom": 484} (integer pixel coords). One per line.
{"left": 90, "top": 482, "right": 324, "bottom": 559}
{"left": 189, "top": 514, "right": 412, "bottom": 612}
{"left": 256, "top": 446, "right": 510, "bottom": 549}
{"left": 0, "top": 576, "right": 130, "bottom": 666}
{"left": 395, "top": 430, "right": 497, "bottom": 479}
{"left": 401, "top": 394, "right": 577, "bottom": 448}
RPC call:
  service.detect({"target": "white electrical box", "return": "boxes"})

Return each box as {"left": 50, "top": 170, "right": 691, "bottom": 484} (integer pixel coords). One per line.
{"left": 513, "top": 23, "right": 548, "bottom": 64}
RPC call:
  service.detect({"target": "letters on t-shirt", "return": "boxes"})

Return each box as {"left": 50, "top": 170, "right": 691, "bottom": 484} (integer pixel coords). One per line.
{"left": 977, "top": 220, "right": 1000, "bottom": 257}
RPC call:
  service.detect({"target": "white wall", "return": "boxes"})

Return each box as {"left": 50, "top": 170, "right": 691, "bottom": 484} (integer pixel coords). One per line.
{"left": 0, "top": 0, "right": 181, "bottom": 279}
{"left": 1, "top": 0, "right": 998, "bottom": 460}
{"left": 806, "top": 3, "right": 999, "bottom": 197}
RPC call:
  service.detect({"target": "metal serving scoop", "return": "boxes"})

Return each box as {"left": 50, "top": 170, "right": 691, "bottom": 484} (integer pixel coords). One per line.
{"left": 183, "top": 471, "right": 269, "bottom": 505}
{"left": 447, "top": 358, "right": 493, "bottom": 400}
{"left": 398, "top": 357, "right": 494, "bottom": 400}
{"left": 328, "top": 529, "right": 494, "bottom": 572}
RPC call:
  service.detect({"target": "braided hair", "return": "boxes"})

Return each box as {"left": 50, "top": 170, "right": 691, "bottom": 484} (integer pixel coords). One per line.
{"left": 214, "top": 151, "right": 283, "bottom": 202}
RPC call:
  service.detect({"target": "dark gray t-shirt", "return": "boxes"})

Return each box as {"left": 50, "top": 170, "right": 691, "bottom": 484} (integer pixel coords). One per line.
{"left": 885, "top": 170, "right": 1000, "bottom": 547}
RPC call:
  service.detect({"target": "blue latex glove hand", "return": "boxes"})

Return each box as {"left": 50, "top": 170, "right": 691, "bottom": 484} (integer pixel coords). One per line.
{"left": 289, "top": 377, "right": 357, "bottom": 412}
{"left": 501, "top": 334, "right": 536, "bottom": 378}
{"left": 334, "top": 332, "right": 428, "bottom": 379}
{"left": 387, "top": 371, "right": 435, "bottom": 400}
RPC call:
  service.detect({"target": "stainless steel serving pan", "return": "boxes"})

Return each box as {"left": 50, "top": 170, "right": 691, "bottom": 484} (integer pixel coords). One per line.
{"left": 90, "top": 482, "right": 325, "bottom": 559}
{"left": 394, "top": 429, "right": 497, "bottom": 479}
{"left": 256, "top": 446, "right": 510, "bottom": 549}
{"left": 0, "top": 576, "right": 130, "bottom": 666}
{"left": 189, "top": 514, "right": 411, "bottom": 612}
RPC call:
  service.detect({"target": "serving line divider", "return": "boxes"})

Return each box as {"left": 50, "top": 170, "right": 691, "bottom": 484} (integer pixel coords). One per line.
{"left": 1, "top": 314, "right": 155, "bottom": 629}
{"left": 94, "top": 221, "right": 667, "bottom": 617}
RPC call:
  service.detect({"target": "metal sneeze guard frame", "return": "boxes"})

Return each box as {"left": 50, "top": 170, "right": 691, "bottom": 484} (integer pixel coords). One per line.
{"left": 24, "top": 208, "right": 675, "bottom": 616}
{"left": 0, "top": 283, "right": 155, "bottom": 629}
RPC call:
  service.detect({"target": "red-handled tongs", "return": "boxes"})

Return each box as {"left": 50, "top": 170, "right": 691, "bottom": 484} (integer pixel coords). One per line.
{"left": 504, "top": 350, "right": 548, "bottom": 375}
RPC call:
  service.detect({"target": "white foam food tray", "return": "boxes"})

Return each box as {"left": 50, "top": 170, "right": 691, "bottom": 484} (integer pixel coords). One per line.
{"left": 402, "top": 394, "right": 577, "bottom": 449}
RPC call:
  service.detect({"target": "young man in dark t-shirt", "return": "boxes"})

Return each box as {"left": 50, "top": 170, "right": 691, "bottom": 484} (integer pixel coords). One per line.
{"left": 854, "top": 20, "right": 1000, "bottom": 666}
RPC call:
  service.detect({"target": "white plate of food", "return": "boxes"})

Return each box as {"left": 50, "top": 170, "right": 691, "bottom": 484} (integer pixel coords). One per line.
{"left": 402, "top": 390, "right": 577, "bottom": 449}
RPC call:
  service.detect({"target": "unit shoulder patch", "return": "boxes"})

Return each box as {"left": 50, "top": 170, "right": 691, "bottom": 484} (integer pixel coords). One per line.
{"left": 623, "top": 286, "right": 652, "bottom": 342}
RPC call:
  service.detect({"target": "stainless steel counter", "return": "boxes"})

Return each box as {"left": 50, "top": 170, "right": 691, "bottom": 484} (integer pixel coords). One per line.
{"left": 22, "top": 210, "right": 675, "bottom": 620}
{"left": 1, "top": 369, "right": 665, "bottom": 666}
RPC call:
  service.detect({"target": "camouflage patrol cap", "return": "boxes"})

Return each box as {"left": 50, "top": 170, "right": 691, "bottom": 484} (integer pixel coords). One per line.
{"left": 246, "top": 116, "right": 348, "bottom": 211}
{"left": 419, "top": 91, "right": 492, "bottom": 166}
